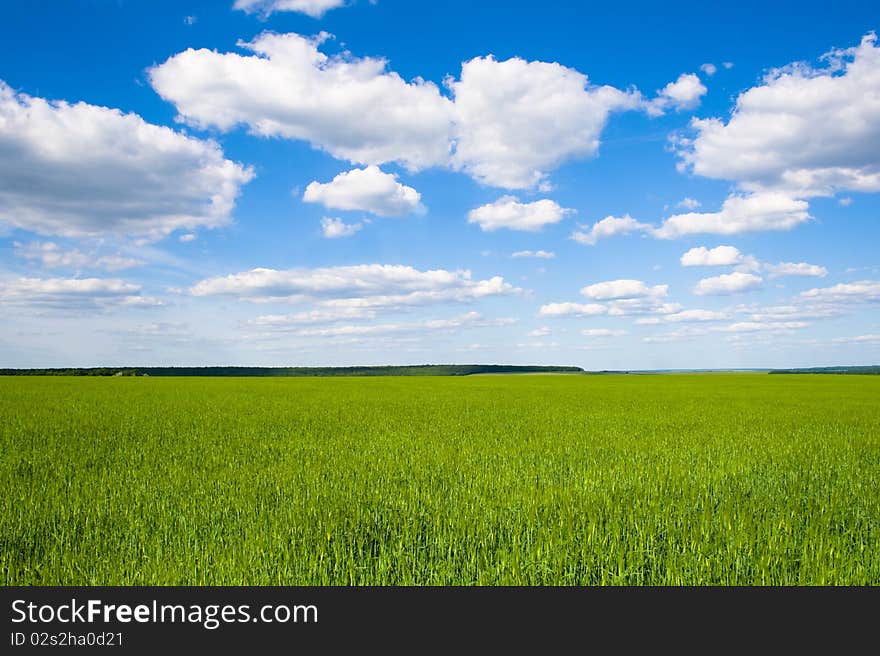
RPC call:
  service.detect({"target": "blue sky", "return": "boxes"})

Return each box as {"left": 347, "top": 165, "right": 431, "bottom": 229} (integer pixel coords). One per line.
{"left": 1, "top": 0, "right": 878, "bottom": 369}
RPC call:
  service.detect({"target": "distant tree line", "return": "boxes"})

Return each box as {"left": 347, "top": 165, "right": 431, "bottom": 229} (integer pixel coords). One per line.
{"left": 0, "top": 368, "right": 141, "bottom": 376}
{"left": 768, "top": 365, "right": 880, "bottom": 375}
{"left": 0, "top": 364, "right": 584, "bottom": 377}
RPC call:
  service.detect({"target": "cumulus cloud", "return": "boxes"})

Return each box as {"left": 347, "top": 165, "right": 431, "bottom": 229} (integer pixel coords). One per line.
{"left": 646, "top": 73, "right": 707, "bottom": 116}
{"left": 150, "top": 32, "right": 454, "bottom": 171}
{"left": 643, "top": 316, "right": 810, "bottom": 342}
{"left": 0, "top": 81, "right": 253, "bottom": 240}
{"left": 607, "top": 300, "right": 681, "bottom": 317}
{"left": 642, "top": 329, "right": 710, "bottom": 343}
{"left": 700, "top": 63, "right": 717, "bottom": 76}
{"left": 655, "top": 192, "right": 810, "bottom": 238}
{"left": 635, "top": 309, "right": 728, "bottom": 324}
{"left": 511, "top": 250, "right": 555, "bottom": 259}
{"left": 538, "top": 302, "right": 607, "bottom": 317}
{"left": 570, "top": 214, "right": 651, "bottom": 245}
{"left": 680, "top": 246, "right": 825, "bottom": 278}
{"left": 831, "top": 334, "right": 880, "bottom": 344}
{"left": 721, "top": 321, "right": 809, "bottom": 333}
{"left": 250, "top": 306, "right": 376, "bottom": 326}
{"left": 764, "top": 262, "right": 828, "bottom": 278}
{"left": 320, "top": 217, "right": 362, "bottom": 238}
{"left": 694, "top": 272, "right": 763, "bottom": 295}
{"left": 544, "top": 279, "right": 675, "bottom": 318}
{"left": 151, "top": 33, "right": 648, "bottom": 190}
{"left": 676, "top": 197, "right": 701, "bottom": 210}
{"left": 468, "top": 197, "right": 573, "bottom": 232}
{"left": 680, "top": 245, "right": 744, "bottom": 267}
{"left": 0, "top": 277, "right": 159, "bottom": 310}
{"left": 800, "top": 280, "right": 880, "bottom": 303}
{"left": 738, "top": 303, "right": 841, "bottom": 322}
{"left": 190, "top": 264, "right": 518, "bottom": 308}
{"left": 448, "top": 55, "right": 642, "bottom": 188}
{"left": 303, "top": 166, "right": 422, "bottom": 216}
{"left": 14, "top": 241, "right": 142, "bottom": 271}
{"left": 580, "top": 279, "right": 667, "bottom": 301}
{"left": 247, "top": 311, "right": 497, "bottom": 338}
{"left": 582, "top": 328, "right": 626, "bottom": 337}
{"left": 676, "top": 33, "right": 880, "bottom": 198}
{"left": 233, "top": 0, "right": 348, "bottom": 18}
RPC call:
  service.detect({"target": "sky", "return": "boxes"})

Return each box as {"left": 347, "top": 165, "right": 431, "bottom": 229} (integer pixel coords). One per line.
{"left": 1, "top": 0, "right": 878, "bottom": 369}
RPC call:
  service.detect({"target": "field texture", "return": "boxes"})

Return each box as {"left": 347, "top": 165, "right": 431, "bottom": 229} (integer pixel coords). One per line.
{"left": 2, "top": 374, "right": 878, "bottom": 585}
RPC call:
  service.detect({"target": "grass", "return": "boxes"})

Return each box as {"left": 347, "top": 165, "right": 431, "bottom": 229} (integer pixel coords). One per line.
{"left": 1, "top": 373, "right": 878, "bottom": 585}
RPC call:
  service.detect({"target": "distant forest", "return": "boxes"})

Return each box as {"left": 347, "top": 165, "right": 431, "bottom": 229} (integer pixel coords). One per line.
{"left": 0, "top": 365, "right": 585, "bottom": 377}
{"left": 769, "top": 365, "right": 880, "bottom": 375}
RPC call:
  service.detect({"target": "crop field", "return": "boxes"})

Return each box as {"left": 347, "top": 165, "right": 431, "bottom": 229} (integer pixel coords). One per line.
{"left": 2, "top": 374, "right": 879, "bottom": 585}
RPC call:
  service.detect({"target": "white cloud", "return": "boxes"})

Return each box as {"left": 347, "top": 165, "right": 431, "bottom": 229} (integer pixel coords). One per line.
{"left": 642, "top": 326, "right": 709, "bottom": 343}
{"left": 676, "top": 197, "right": 702, "bottom": 210}
{"left": 0, "top": 81, "right": 253, "bottom": 240}
{"left": 233, "top": 0, "right": 347, "bottom": 18}
{"left": 179, "top": 233, "right": 197, "bottom": 243}
{"left": 320, "top": 217, "right": 362, "bottom": 238}
{"left": 831, "top": 334, "right": 880, "bottom": 344}
{"left": 680, "top": 245, "right": 744, "bottom": 267}
{"left": 764, "top": 262, "right": 827, "bottom": 278}
{"left": 635, "top": 309, "right": 728, "bottom": 324}
{"left": 582, "top": 328, "right": 626, "bottom": 337}
{"left": 723, "top": 62, "right": 734, "bottom": 70}
{"left": 14, "top": 241, "right": 142, "bottom": 271}
{"left": 721, "top": 321, "right": 809, "bottom": 332}
{"left": 151, "top": 32, "right": 654, "bottom": 190}
{"left": 647, "top": 73, "right": 707, "bottom": 116}
{"left": 468, "top": 196, "right": 572, "bottom": 232}
{"left": 538, "top": 302, "right": 607, "bottom": 317}
{"left": 655, "top": 192, "right": 810, "bottom": 238}
{"left": 90, "top": 255, "right": 143, "bottom": 271}
{"left": 150, "top": 32, "right": 454, "bottom": 171}
{"left": 190, "top": 264, "right": 518, "bottom": 307}
{"left": 570, "top": 214, "right": 651, "bottom": 245}
{"left": 677, "top": 33, "right": 880, "bottom": 198}
{"left": 580, "top": 279, "right": 667, "bottom": 301}
{"left": 666, "top": 309, "right": 728, "bottom": 322}
{"left": 838, "top": 197, "right": 853, "bottom": 207}
{"left": 800, "top": 280, "right": 880, "bottom": 303}
{"left": 700, "top": 63, "right": 717, "bottom": 76}
{"left": 681, "top": 246, "right": 825, "bottom": 278}
{"left": 0, "top": 277, "right": 159, "bottom": 310}
{"left": 546, "top": 280, "right": 676, "bottom": 319}
{"left": 694, "top": 272, "right": 763, "bottom": 295}
{"left": 527, "top": 326, "right": 551, "bottom": 337}
{"left": 516, "top": 340, "right": 560, "bottom": 349}
{"left": 248, "top": 311, "right": 492, "bottom": 338}
{"left": 303, "top": 166, "right": 422, "bottom": 216}
{"left": 448, "top": 55, "right": 641, "bottom": 188}
{"left": 643, "top": 316, "right": 810, "bottom": 342}
{"left": 251, "top": 306, "right": 376, "bottom": 326}
{"left": 511, "top": 250, "right": 555, "bottom": 259}
{"left": 740, "top": 304, "right": 841, "bottom": 322}
{"left": 607, "top": 299, "right": 681, "bottom": 317}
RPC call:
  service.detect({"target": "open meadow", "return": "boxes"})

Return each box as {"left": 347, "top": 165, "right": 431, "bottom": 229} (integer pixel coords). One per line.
{"left": 2, "top": 373, "right": 878, "bottom": 585}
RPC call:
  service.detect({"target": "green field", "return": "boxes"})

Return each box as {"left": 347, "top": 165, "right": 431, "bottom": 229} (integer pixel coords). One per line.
{"left": 2, "top": 374, "right": 878, "bottom": 585}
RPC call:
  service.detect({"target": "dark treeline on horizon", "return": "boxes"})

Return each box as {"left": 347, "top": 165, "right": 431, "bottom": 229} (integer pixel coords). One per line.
{"left": 3, "top": 365, "right": 878, "bottom": 377}
{"left": 768, "top": 365, "right": 880, "bottom": 375}
{"left": 0, "top": 364, "right": 586, "bottom": 377}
